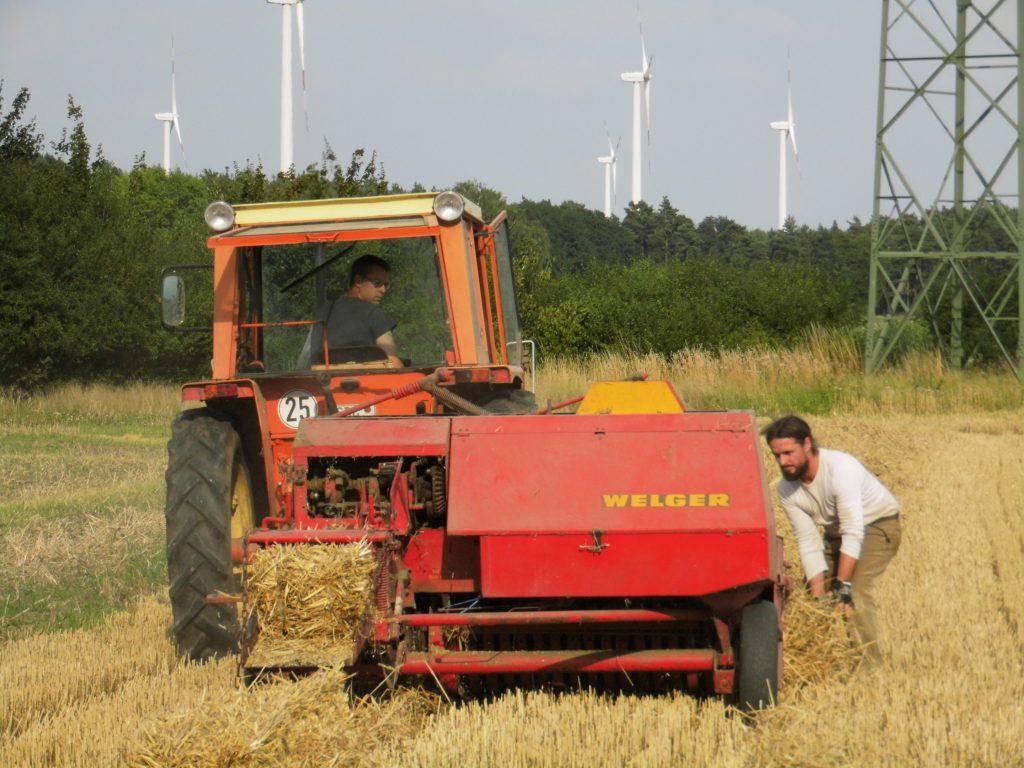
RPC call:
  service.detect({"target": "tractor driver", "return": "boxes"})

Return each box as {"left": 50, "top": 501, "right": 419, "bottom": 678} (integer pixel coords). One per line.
{"left": 297, "top": 254, "right": 403, "bottom": 368}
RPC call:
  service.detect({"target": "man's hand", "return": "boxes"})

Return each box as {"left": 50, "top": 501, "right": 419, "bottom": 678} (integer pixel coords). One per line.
{"left": 831, "top": 578, "right": 855, "bottom": 620}
{"left": 375, "top": 332, "right": 403, "bottom": 369}
{"left": 807, "top": 571, "right": 827, "bottom": 597}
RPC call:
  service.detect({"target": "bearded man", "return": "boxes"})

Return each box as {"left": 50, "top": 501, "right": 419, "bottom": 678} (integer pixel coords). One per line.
{"left": 764, "top": 415, "right": 902, "bottom": 662}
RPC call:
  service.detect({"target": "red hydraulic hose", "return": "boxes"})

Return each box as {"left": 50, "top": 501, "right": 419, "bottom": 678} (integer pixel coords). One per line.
{"left": 335, "top": 368, "right": 452, "bottom": 417}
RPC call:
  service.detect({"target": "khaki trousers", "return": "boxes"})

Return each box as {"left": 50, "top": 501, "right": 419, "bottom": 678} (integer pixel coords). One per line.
{"left": 823, "top": 515, "right": 902, "bottom": 660}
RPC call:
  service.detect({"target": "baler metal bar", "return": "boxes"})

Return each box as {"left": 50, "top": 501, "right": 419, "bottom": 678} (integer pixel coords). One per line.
{"left": 397, "top": 608, "right": 708, "bottom": 627}
{"left": 399, "top": 649, "right": 716, "bottom": 675}
{"left": 248, "top": 529, "right": 388, "bottom": 545}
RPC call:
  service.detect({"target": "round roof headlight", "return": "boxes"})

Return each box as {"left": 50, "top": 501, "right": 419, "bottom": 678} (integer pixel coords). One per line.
{"left": 204, "top": 201, "right": 235, "bottom": 232}
{"left": 433, "top": 191, "right": 465, "bottom": 223}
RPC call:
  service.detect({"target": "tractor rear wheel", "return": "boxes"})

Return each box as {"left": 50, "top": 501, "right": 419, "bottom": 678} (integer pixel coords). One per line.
{"left": 736, "top": 600, "right": 781, "bottom": 711}
{"left": 165, "top": 409, "right": 255, "bottom": 661}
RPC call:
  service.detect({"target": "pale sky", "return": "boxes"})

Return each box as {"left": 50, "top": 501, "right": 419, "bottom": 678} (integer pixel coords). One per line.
{"left": 1, "top": 2, "right": 891, "bottom": 228}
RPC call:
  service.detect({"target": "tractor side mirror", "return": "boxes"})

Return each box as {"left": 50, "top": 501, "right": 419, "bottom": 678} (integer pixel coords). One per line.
{"left": 160, "top": 264, "right": 213, "bottom": 333}
{"left": 161, "top": 274, "right": 185, "bottom": 328}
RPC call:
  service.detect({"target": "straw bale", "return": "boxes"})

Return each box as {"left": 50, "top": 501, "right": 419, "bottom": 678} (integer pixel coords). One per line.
{"left": 782, "top": 584, "right": 861, "bottom": 687}
{"left": 124, "top": 671, "right": 441, "bottom": 768}
{"left": 243, "top": 541, "right": 377, "bottom": 669}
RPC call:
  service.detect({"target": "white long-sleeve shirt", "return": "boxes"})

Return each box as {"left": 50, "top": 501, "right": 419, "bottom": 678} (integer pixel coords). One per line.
{"left": 778, "top": 448, "right": 900, "bottom": 579}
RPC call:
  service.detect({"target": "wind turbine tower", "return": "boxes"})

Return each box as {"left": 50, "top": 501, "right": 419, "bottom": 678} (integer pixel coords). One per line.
{"left": 267, "top": 0, "right": 310, "bottom": 174}
{"left": 153, "top": 37, "right": 185, "bottom": 174}
{"left": 596, "top": 134, "right": 619, "bottom": 218}
{"left": 769, "top": 60, "right": 800, "bottom": 228}
{"left": 620, "top": 26, "right": 652, "bottom": 204}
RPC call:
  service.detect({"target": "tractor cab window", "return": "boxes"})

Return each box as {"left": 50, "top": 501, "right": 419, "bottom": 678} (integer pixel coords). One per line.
{"left": 492, "top": 219, "right": 522, "bottom": 353}
{"left": 241, "top": 236, "right": 451, "bottom": 372}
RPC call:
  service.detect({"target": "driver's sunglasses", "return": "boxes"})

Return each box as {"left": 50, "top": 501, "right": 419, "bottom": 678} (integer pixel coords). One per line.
{"left": 368, "top": 278, "right": 391, "bottom": 289}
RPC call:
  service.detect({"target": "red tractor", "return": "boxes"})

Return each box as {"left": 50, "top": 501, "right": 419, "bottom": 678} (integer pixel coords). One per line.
{"left": 161, "top": 191, "right": 786, "bottom": 708}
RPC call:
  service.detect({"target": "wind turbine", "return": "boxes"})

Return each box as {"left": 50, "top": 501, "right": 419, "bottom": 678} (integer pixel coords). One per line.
{"left": 597, "top": 133, "right": 620, "bottom": 218}
{"left": 620, "top": 23, "right": 652, "bottom": 204}
{"left": 153, "top": 37, "right": 185, "bottom": 174}
{"left": 267, "top": 0, "right": 310, "bottom": 174}
{"left": 769, "top": 58, "right": 800, "bottom": 229}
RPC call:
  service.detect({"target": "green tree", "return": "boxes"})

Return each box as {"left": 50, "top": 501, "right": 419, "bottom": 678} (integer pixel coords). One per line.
{"left": 622, "top": 200, "right": 656, "bottom": 261}
{"left": 0, "top": 83, "right": 43, "bottom": 161}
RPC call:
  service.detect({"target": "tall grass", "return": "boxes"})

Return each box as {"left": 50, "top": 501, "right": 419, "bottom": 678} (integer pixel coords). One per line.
{"left": 0, "top": 384, "right": 171, "bottom": 638}
{"left": 1, "top": 330, "right": 1020, "bottom": 425}
{"left": 0, "top": 382, "right": 181, "bottom": 430}
{"left": 536, "top": 327, "right": 1024, "bottom": 415}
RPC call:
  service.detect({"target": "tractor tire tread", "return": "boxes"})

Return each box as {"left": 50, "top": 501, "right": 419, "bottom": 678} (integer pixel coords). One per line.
{"left": 736, "top": 600, "right": 781, "bottom": 711}
{"left": 164, "top": 409, "right": 243, "bottom": 662}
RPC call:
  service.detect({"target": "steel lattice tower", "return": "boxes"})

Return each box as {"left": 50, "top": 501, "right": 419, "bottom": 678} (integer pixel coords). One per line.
{"left": 866, "top": 0, "right": 1024, "bottom": 379}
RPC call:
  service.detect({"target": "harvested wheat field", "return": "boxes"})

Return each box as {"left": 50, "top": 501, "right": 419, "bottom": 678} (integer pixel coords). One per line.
{"left": 2, "top": 411, "right": 1024, "bottom": 767}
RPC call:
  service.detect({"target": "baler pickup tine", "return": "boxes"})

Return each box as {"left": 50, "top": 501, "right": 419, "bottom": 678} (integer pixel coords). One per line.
{"left": 205, "top": 592, "right": 242, "bottom": 605}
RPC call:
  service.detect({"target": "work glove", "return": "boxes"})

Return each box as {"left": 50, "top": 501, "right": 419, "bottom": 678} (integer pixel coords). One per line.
{"left": 830, "top": 578, "right": 855, "bottom": 607}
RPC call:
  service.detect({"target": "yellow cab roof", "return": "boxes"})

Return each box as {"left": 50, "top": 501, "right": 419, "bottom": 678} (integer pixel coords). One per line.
{"left": 230, "top": 191, "right": 484, "bottom": 228}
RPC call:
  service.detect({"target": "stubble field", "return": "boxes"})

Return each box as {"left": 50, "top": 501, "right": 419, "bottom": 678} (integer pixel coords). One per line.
{"left": 2, "top": 358, "right": 1024, "bottom": 767}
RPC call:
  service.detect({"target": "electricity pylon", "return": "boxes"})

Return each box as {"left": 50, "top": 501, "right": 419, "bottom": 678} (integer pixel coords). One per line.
{"left": 866, "top": 0, "right": 1024, "bottom": 380}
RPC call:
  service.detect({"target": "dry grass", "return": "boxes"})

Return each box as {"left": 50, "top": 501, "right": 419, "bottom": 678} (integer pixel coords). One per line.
{"left": 381, "top": 690, "right": 753, "bottom": 768}
{"left": 0, "top": 394, "right": 168, "bottom": 637}
{"left": 534, "top": 328, "right": 1024, "bottom": 415}
{"left": 0, "top": 507, "right": 161, "bottom": 594}
{"left": 0, "top": 596, "right": 236, "bottom": 768}
{"left": 0, "top": 382, "right": 181, "bottom": 427}
{"left": 243, "top": 542, "right": 378, "bottom": 669}
{"left": 126, "top": 671, "right": 440, "bottom": 768}
{"left": 0, "top": 436, "right": 165, "bottom": 508}
{"left": 3, "top": 380, "right": 1024, "bottom": 765}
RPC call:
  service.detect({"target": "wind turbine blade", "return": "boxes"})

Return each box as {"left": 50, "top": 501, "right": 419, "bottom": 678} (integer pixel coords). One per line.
{"left": 170, "top": 42, "right": 177, "bottom": 118}
{"left": 790, "top": 127, "right": 801, "bottom": 178}
{"left": 787, "top": 70, "right": 794, "bottom": 126}
{"left": 787, "top": 51, "right": 799, "bottom": 177}
{"left": 644, "top": 79, "right": 652, "bottom": 145}
{"left": 641, "top": 25, "right": 649, "bottom": 74}
{"left": 173, "top": 117, "right": 187, "bottom": 167}
{"left": 296, "top": 0, "right": 309, "bottom": 132}
{"left": 612, "top": 158, "right": 617, "bottom": 202}
{"left": 169, "top": 35, "right": 185, "bottom": 166}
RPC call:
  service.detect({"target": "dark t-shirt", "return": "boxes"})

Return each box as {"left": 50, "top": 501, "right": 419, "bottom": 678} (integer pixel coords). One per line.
{"left": 309, "top": 296, "right": 396, "bottom": 363}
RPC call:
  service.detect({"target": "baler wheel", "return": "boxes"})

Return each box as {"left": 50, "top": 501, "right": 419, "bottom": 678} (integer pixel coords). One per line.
{"left": 165, "top": 409, "right": 252, "bottom": 662}
{"left": 736, "top": 600, "right": 780, "bottom": 711}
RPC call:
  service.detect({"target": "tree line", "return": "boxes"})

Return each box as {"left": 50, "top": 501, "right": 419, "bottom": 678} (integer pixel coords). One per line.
{"left": 0, "top": 85, "right": 937, "bottom": 389}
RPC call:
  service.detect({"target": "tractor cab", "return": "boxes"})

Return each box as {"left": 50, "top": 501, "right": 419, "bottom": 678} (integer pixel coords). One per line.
{"left": 164, "top": 191, "right": 530, "bottom": 392}
{"left": 163, "top": 191, "right": 535, "bottom": 433}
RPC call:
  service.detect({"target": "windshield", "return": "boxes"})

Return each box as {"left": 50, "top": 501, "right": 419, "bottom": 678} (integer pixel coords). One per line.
{"left": 492, "top": 219, "right": 522, "bottom": 352}
{"left": 241, "top": 237, "right": 451, "bottom": 372}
